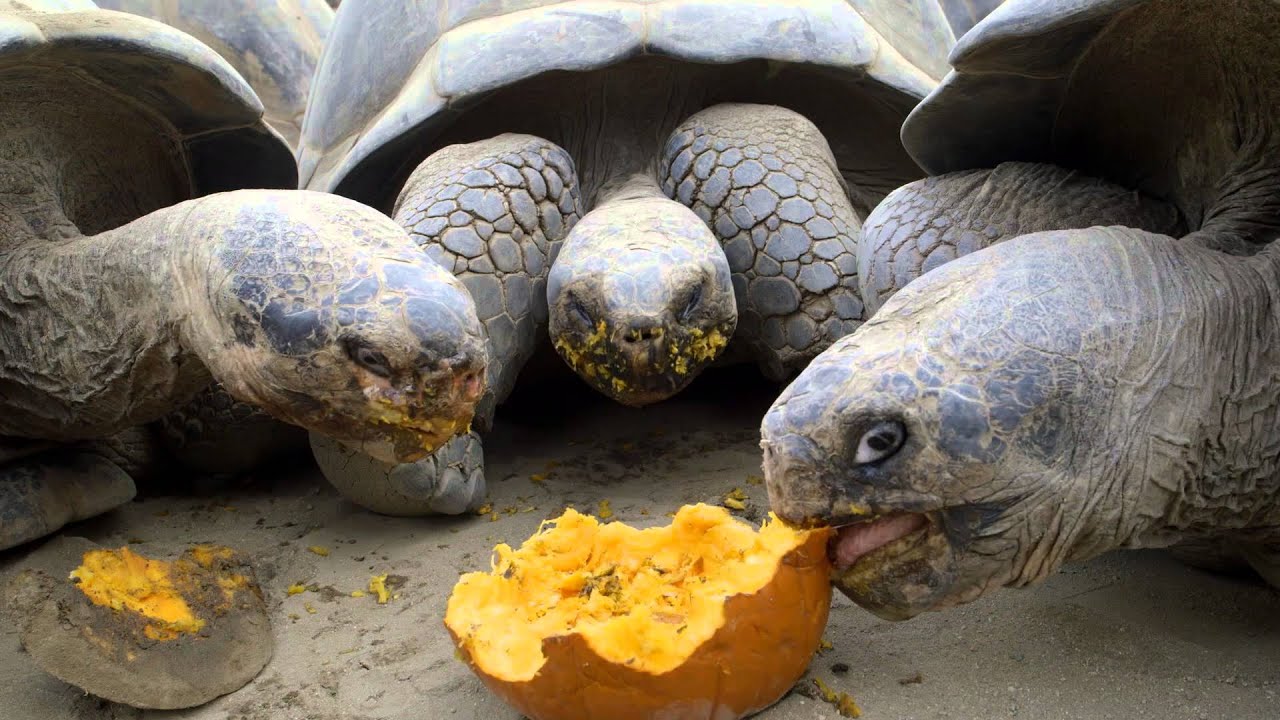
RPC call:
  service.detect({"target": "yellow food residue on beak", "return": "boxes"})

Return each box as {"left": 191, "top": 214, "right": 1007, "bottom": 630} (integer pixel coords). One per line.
{"left": 555, "top": 320, "right": 614, "bottom": 384}
{"left": 667, "top": 326, "right": 730, "bottom": 376}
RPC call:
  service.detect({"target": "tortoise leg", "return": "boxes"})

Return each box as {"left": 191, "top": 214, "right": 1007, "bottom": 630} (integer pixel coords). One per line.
{"left": 314, "top": 134, "right": 581, "bottom": 515}
{"left": 857, "top": 161, "right": 1185, "bottom": 316}
{"left": 310, "top": 430, "right": 484, "bottom": 516}
{"left": 0, "top": 451, "right": 135, "bottom": 551}
{"left": 659, "top": 103, "right": 864, "bottom": 380}
{"left": 394, "top": 133, "right": 582, "bottom": 421}
{"left": 157, "top": 384, "right": 307, "bottom": 477}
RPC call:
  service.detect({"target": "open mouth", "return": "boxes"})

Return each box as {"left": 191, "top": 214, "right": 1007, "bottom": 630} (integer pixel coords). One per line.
{"left": 829, "top": 513, "right": 930, "bottom": 571}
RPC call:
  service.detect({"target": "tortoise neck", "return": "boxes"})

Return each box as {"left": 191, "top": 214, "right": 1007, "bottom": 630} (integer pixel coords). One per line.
{"left": 1182, "top": 130, "right": 1280, "bottom": 254}
{"left": 1104, "top": 242, "right": 1280, "bottom": 552}
{"left": 594, "top": 173, "right": 667, "bottom": 206}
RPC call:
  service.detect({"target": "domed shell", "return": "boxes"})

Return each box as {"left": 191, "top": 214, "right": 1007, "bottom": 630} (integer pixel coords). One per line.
{"left": 0, "top": 2, "right": 297, "bottom": 192}
{"left": 937, "top": 0, "right": 1005, "bottom": 39}
{"left": 91, "top": 0, "right": 335, "bottom": 148}
{"left": 901, "top": 0, "right": 1276, "bottom": 233}
{"left": 299, "top": 0, "right": 960, "bottom": 205}
{"left": 902, "top": 0, "right": 1136, "bottom": 177}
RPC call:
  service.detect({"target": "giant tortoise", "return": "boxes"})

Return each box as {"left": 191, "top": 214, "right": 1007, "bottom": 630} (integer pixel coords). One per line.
{"left": 91, "top": 0, "right": 340, "bottom": 476}
{"left": 295, "top": 0, "right": 965, "bottom": 514}
{"left": 0, "top": 1, "right": 487, "bottom": 551}
{"left": 761, "top": 0, "right": 1280, "bottom": 620}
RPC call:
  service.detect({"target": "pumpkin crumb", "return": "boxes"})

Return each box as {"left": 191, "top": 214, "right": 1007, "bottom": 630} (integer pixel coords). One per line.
{"left": 476, "top": 503, "right": 493, "bottom": 516}
{"left": 286, "top": 583, "right": 307, "bottom": 596}
{"left": 304, "top": 602, "right": 317, "bottom": 614}
{"left": 307, "top": 545, "right": 330, "bottom": 557}
{"left": 723, "top": 488, "right": 749, "bottom": 511}
{"left": 597, "top": 500, "right": 614, "bottom": 520}
{"left": 351, "top": 590, "right": 366, "bottom": 598}
{"left": 369, "top": 575, "right": 390, "bottom": 604}
{"left": 813, "top": 677, "right": 862, "bottom": 718}
{"left": 530, "top": 473, "right": 548, "bottom": 483}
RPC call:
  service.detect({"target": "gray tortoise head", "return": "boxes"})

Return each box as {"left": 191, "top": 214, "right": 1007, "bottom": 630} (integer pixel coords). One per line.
{"left": 300, "top": 0, "right": 960, "bottom": 406}
{"left": 763, "top": 0, "right": 1280, "bottom": 619}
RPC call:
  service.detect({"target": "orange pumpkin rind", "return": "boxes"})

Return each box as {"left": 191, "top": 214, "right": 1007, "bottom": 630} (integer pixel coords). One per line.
{"left": 446, "top": 504, "right": 833, "bottom": 720}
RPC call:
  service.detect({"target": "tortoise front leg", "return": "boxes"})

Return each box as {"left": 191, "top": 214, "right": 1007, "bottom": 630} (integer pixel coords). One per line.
{"left": 659, "top": 103, "right": 864, "bottom": 380}
{"left": 313, "top": 134, "right": 581, "bottom": 515}
{"left": 311, "top": 429, "right": 484, "bottom": 516}
{"left": 857, "top": 161, "right": 1184, "bottom": 316}
{"left": 157, "top": 384, "right": 307, "bottom": 477}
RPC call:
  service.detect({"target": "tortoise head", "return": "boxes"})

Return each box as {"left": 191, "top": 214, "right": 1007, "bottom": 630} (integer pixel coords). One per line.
{"left": 547, "top": 195, "right": 737, "bottom": 406}
{"left": 761, "top": 230, "right": 1130, "bottom": 620}
{"left": 193, "top": 191, "right": 487, "bottom": 464}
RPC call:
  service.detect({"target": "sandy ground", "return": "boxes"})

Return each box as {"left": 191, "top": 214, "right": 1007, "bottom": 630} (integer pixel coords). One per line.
{"left": 2, "top": 367, "right": 1279, "bottom": 720}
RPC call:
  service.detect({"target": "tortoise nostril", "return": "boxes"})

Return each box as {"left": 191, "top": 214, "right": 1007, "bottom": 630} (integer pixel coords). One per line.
{"left": 623, "top": 324, "right": 664, "bottom": 344}
{"left": 458, "top": 371, "right": 483, "bottom": 402}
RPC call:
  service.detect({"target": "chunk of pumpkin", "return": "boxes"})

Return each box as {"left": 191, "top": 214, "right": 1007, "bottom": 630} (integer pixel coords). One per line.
{"left": 445, "top": 503, "right": 832, "bottom": 720}
{"left": 6, "top": 538, "right": 271, "bottom": 710}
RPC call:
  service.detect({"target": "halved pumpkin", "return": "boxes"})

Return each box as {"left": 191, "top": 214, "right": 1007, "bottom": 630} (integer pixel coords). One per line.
{"left": 5, "top": 537, "right": 272, "bottom": 710}
{"left": 445, "top": 503, "right": 833, "bottom": 720}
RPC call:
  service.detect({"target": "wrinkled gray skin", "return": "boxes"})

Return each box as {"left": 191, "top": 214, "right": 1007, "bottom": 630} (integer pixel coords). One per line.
{"left": 91, "top": 0, "right": 339, "bottom": 477}
{"left": 0, "top": 4, "right": 486, "bottom": 551}
{"left": 763, "top": 0, "right": 1280, "bottom": 620}
{"left": 298, "top": 1, "right": 952, "bottom": 515}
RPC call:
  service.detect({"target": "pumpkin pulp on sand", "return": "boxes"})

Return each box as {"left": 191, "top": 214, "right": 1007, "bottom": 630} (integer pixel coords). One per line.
{"left": 446, "top": 503, "right": 833, "bottom": 720}
{"left": 69, "top": 545, "right": 249, "bottom": 641}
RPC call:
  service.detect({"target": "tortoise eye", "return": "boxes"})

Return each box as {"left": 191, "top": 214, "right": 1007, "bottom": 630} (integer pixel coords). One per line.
{"left": 568, "top": 292, "right": 592, "bottom": 326}
{"left": 679, "top": 283, "right": 703, "bottom": 322}
{"left": 349, "top": 344, "right": 392, "bottom": 378}
{"left": 854, "top": 421, "right": 906, "bottom": 465}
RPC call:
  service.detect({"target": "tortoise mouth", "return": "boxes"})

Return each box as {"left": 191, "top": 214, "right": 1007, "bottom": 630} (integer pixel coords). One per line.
{"left": 551, "top": 321, "right": 731, "bottom": 406}
{"left": 828, "top": 513, "right": 930, "bottom": 572}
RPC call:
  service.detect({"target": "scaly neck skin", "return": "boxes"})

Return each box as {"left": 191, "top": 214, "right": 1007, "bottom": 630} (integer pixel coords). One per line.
{"left": 594, "top": 173, "right": 668, "bottom": 207}
{"left": 1, "top": 205, "right": 217, "bottom": 440}
{"left": 1069, "top": 241, "right": 1280, "bottom": 563}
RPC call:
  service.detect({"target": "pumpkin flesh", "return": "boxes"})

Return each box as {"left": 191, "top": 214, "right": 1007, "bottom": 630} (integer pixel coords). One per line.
{"left": 446, "top": 503, "right": 832, "bottom": 720}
